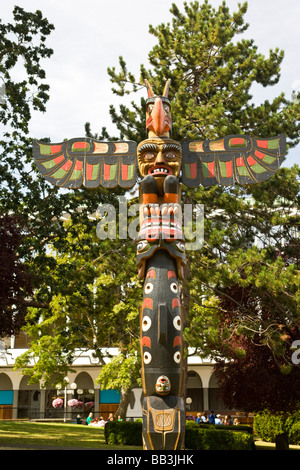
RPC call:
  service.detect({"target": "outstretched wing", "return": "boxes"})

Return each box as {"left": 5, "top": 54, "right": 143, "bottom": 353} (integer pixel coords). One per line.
{"left": 181, "top": 134, "right": 286, "bottom": 187}
{"left": 33, "top": 138, "right": 138, "bottom": 189}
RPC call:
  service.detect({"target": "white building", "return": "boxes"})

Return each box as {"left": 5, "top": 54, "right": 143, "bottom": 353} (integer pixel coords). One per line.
{"left": 0, "top": 332, "right": 238, "bottom": 422}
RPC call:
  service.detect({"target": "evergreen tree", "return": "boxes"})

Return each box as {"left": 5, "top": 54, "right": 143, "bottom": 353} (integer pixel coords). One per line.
{"left": 106, "top": 0, "right": 300, "bottom": 411}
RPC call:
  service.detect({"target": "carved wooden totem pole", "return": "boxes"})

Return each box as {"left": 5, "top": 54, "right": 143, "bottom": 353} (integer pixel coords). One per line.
{"left": 32, "top": 79, "right": 286, "bottom": 450}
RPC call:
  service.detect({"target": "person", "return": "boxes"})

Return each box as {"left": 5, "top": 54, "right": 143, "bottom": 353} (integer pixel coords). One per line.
{"left": 196, "top": 412, "right": 207, "bottom": 424}
{"left": 224, "top": 415, "right": 233, "bottom": 425}
{"left": 99, "top": 417, "right": 106, "bottom": 427}
{"left": 107, "top": 413, "right": 114, "bottom": 422}
{"left": 215, "top": 414, "right": 222, "bottom": 425}
{"left": 87, "top": 412, "right": 94, "bottom": 425}
{"left": 208, "top": 411, "right": 216, "bottom": 424}
{"left": 233, "top": 418, "right": 240, "bottom": 426}
{"left": 118, "top": 415, "right": 123, "bottom": 422}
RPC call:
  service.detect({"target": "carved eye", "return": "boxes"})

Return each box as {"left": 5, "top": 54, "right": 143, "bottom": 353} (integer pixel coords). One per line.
{"left": 144, "top": 152, "right": 156, "bottom": 160}
{"left": 176, "top": 241, "right": 185, "bottom": 251}
{"left": 170, "top": 282, "right": 178, "bottom": 293}
{"left": 145, "top": 283, "right": 153, "bottom": 294}
{"left": 164, "top": 104, "right": 170, "bottom": 113}
{"left": 144, "top": 352, "right": 152, "bottom": 364}
{"left": 142, "top": 316, "right": 151, "bottom": 332}
{"left": 174, "top": 351, "right": 181, "bottom": 364}
{"left": 137, "top": 240, "right": 148, "bottom": 252}
{"left": 173, "top": 315, "right": 181, "bottom": 331}
{"left": 165, "top": 151, "right": 176, "bottom": 159}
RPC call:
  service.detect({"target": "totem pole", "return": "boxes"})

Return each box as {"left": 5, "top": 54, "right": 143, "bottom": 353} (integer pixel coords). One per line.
{"left": 32, "top": 79, "right": 286, "bottom": 450}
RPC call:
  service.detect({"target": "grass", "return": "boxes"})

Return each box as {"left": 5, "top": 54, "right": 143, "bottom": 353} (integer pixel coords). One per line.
{"left": 0, "top": 421, "right": 142, "bottom": 450}
{"left": 0, "top": 421, "right": 299, "bottom": 450}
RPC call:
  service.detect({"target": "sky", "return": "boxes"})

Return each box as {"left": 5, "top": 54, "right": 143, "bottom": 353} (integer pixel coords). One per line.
{"left": 1, "top": 0, "right": 300, "bottom": 167}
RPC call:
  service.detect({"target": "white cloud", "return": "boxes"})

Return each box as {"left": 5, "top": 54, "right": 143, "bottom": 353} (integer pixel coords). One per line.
{"left": 1, "top": 0, "right": 299, "bottom": 165}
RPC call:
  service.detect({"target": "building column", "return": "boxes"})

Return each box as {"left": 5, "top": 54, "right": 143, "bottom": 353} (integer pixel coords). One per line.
{"left": 94, "top": 389, "right": 99, "bottom": 415}
{"left": 203, "top": 387, "right": 209, "bottom": 411}
{"left": 12, "top": 389, "right": 18, "bottom": 419}
{"left": 40, "top": 389, "right": 46, "bottom": 419}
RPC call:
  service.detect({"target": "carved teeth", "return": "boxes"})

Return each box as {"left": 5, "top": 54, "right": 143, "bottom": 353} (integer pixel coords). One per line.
{"left": 152, "top": 168, "right": 169, "bottom": 174}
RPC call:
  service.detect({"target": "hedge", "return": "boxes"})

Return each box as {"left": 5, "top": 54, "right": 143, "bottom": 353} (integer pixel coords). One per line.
{"left": 104, "top": 421, "right": 143, "bottom": 446}
{"left": 105, "top": 420, "right": 254, "bottom": 450}
{"left": 254, "top": 410, "right": 300, "bottom": 445}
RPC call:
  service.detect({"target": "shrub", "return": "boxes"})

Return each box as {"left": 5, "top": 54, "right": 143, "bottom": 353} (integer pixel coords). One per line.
{"left": 185, "top": 426, "right": 253, "bottom": 450}
{"left": 289, "top": 421, "right": 300, "bottom": 445}
{"left": 254, "top": 410, "right": 300, "bottom": 445}
{"left": 105, "top": 420, "right": 254, "bottom": 450}
{"left": 104, "top": 421, "right": 143, "bottom": 446}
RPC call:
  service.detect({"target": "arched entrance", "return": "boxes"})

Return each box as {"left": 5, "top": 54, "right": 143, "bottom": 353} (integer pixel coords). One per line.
{"left": 0, "top": 373, "right": 13, "bottom": 419}
{"left": 73, "top": 372, "right": 95, "bottom": 419}
{"left": 186, "top": 370, "right": 203, "bottom": 413}
{"left": 18, "top": 376, "right": 41, "bottom": 419}
{"left": 208, "top": 371, "right": 227, "bottom": 412}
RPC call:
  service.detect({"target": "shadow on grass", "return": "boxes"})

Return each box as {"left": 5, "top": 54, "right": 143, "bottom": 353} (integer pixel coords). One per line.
{"left": 0, "top": 421, "right": 142, "bottom": 450}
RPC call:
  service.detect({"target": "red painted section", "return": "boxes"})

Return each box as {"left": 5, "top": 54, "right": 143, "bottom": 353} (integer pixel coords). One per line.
{"left": 143, "top": 298, "right": 153, "bottom": 309}
{"left": 122, "top": 164, "right": 128, "bottom": 181}
{"left": 236, "top": 156, "right": 244, "bottom": 167}
{"left": 142, "top": 336, "right": 151, "bottom": 348}
{"left": 168, "top": 270, "right": 177, "bottom": 279}
{"left": 61, "top": 160, "right": 72, "bottom": 171}
{"left": 172, "top": 298, "right": 180, "bottom": 308}
{"left": 208, "top": 162, "right": 215, "bottom": 176}
{"left": 255, "top": 150, "right": 265, "bottom": 160}
{"left": 51, "top": 145, "right": 62, "bottom": 153}
{"left": 73, "top": 141, "right": 88, "bottom": 149}
{"left": 247, "top": 156, "right": 256, "bottom": 166}
{"left": 146, "top": 270, "right": 156, "bottom": 279}
{"left": 256, "top": 140, "right": 268, "bottom": 149}
{"left": 226, "top": 161, "right": 233, "bottom": 177}
{"left": 173, "top": 336, "right": 182, "bottom": 347}
{"left": 54, "top": 155, "right": 64, "bottom": 164}
{"left": 190, "top": 162, "right": 197, "bottom": 178}
{"left": 104, "top": 164, "right": 110, "bottom": 180}
{"left": 86, "top": 163, "right": 93, "bottom": 180}
{"left": 74, "top": 160, "right": 82, "bottom": 171}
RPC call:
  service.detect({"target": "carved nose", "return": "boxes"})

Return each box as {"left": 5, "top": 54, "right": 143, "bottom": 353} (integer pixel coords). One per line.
{"left": 155, "top": 150, "right": 165, "bottom": 164}
{"left": 151, "top": 97, "right": 166, "bottom": 136}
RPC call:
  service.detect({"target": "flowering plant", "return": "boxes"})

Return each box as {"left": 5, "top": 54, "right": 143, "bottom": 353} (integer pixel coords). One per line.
{"left": 68, "top": 399, "right": 79, "bottom": 408}
{"left": 85, "top": 401, "right": 94, "bottom": 409}
{"left": 68, "top": 399, "right": 83, "bottom": 408}
{"left": 52, "top": 398, "right": 63, "bottom": 409}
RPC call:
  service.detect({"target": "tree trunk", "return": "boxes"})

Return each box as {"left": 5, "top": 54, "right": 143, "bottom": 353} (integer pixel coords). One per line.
{"left": 115, "top": 386, "right": 132, "bottom": 420}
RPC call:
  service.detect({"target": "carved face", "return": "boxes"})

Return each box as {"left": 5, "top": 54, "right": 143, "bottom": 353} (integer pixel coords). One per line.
{"left": 146, "top": 97, "right": 172, "bottom": 137}
{"left": 140, "top": 251, "right": 183, "bottom": 397}
{"left": 137, "top": 138, "right": 182, "bottom": 180}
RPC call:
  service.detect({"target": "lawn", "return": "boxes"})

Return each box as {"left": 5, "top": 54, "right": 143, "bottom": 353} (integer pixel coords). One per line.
{"left": 0, "top": 420, "right": 142, "bottom": 450}
{"left": 0, "top": 421, "right": 299, "bottom": 450}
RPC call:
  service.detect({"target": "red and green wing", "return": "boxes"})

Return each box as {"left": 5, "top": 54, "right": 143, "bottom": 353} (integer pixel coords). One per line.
{"left": 33, "top": 138, "right": 137, "bottom": 189}
{"left": 181, "top": 134, "right": 286, "bottom": 187}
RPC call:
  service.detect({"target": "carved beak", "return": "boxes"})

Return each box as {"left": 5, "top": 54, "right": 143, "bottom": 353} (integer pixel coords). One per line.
{"left": 147, "top": 97, "right": 171, "bottom": 137}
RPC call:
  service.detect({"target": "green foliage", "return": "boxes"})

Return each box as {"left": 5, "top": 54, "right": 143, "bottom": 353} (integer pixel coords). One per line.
{"left": 105, "top": 420, "right": 254, "bottom": 449}
{"left": 104, "top": 421, "right": 143, "bottom": 446}
{"left": 108, "top": 1, "right": 300, "bottom": 144}
{"left": 254, "top": 409, "right": 300, "bottom": 444}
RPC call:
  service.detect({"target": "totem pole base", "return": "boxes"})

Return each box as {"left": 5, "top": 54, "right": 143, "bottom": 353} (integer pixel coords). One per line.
{"left": 142, "top": 395, "right": 185, "bottom": 450}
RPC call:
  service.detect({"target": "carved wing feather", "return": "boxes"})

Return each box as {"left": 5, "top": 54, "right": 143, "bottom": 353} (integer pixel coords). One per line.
{"left": 181, "top": 134, "right": 286, "bottom": 187}
{"left": 33, "top": 138, "right": 138, "bottom": 189}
